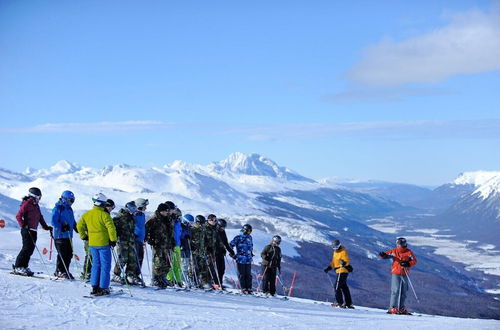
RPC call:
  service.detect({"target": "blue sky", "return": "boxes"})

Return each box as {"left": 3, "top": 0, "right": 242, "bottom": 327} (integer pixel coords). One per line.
{"left": 1, "top": 0, "right": 499, "bottom": 185}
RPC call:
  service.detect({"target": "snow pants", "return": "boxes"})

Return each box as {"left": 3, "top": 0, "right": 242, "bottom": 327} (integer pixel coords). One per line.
{"left": 113, "top": 241, "right": 137, "bottom": 277}
{"left": 55, "top": 238, "right": 73, "bottom": 275}
{"left": 90, "top": 246, "right": 112, "bottom": 289}
{"left": 334, "top": 273, "right": 352, "bottom": 306}
{"left": 237, "top": 263, "right": 252, "bottom": 291}
{"left": 261, "top": 265, "right": 277, "bottom": 295}
{"left": 215, "top": 253, "right": 226, "bottom": 286}
{"left": 134, "top": 241, "right": 144, "bottom": 276}
{"left": 390, "top": 274, "right": 408, "bottom": 309}
{"left": 15, "top": 228, "right": 37, "bottom": 268}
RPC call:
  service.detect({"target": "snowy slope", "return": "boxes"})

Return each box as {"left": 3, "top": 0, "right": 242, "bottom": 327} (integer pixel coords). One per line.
{"left": 1, "top": 228, "right": 498, "bottom": 330}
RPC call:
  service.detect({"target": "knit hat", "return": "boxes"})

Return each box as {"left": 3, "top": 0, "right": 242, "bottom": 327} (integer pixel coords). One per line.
{"left": 157, "top": 203, "right": 170, "bottom": 212}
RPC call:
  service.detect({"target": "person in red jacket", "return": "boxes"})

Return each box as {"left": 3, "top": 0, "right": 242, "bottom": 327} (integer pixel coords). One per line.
{"left": 13, "top": 187, "right": 53, "bottom": 276}
{"left": 379, "top": 237, "right": 417, "bottom": 315}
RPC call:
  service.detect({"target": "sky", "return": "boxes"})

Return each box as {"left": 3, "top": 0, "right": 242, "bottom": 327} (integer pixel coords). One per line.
{"left": 1, "top": 0, "right": 499, "bottom": 186}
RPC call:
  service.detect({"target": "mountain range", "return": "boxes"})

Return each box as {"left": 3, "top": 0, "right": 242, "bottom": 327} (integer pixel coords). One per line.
{"left": 0, "top": 152, "right": 499, "bottom": 319}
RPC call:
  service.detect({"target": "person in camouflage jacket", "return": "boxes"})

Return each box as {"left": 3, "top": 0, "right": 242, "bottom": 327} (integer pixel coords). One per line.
{"left": 190, "top": 215, "right": 208, "bottom": 288}
{"left": 145, "top": 202, "right": 176, "bottom": 288}
{"left": 204, "top": 214, "right": 219, "bottom": 288}
{"left": 112, "top": 201, "right": 142, "bottom": 285}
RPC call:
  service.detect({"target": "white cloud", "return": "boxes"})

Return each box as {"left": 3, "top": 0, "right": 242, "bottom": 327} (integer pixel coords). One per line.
{"left": 0, "top": 121, "right": 173, "bottom": 134}
{"left": 346, "top": 7, "right": 500, "bottom": 87}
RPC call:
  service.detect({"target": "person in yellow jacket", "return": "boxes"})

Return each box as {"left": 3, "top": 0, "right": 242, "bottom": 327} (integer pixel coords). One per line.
{"left": 324, "top": 239, "right": 354, "bottom": 308}
{"left": 77, "top": 193, "right": 117, "bottom": 296}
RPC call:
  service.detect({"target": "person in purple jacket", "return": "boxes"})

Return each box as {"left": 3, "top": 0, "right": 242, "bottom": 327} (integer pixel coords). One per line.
{"left": 13, "top": 187, "right": 53, "bottom": 276}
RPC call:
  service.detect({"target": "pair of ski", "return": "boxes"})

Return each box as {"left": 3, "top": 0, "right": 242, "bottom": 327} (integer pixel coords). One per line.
{"left": 83, "top": 289, "right": 125, "bottom": 299}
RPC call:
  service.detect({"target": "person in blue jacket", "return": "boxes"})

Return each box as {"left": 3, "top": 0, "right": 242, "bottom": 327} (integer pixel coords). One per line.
{"left": 51, "top": 190, "right": 77, "bottom": 279}
{"left": 230, "top": 224, "right": 254, "bottom": 294}
{"left": 180, "top": 214, "right": 194, "bottom": 286}
{"left": 134, "top": 198, "right": 148, "bottom": 278}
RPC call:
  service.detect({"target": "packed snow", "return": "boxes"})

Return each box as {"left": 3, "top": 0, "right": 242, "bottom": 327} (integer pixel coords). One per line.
{"left": 1, "top": 228, "right": 499, "bottom": 330}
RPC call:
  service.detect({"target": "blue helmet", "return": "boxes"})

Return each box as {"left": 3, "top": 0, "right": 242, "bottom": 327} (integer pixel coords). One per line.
{"left": 125, "top": 201, "right": 137, "bottom": 214}
{"left": 61, "top": 190, "right": 75, "bottom": 203}
{"left": 181, "top": 214, "right": 194, "bottom": 226}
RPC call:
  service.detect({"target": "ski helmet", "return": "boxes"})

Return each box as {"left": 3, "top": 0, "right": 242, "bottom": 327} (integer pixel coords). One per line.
{"left": 105, "top": 199, "right": 115, "bottom": 209}
{"left": 242, "top": 224, "right": 252, "bottom": 234}
{"left": 207, "top": 214, "right": 217, "bottom": 221}
{"left": 181, "top": 214, "right": 194, "bottom": 226}
{"left": 164, "top": 201, "right": 176, "bottom": 210}
{"left": 195, "top": 215, "right": 206, "bottom": 225}
{"left": 135, "top": 198, "right": 149, "bottom": 209}
{"left": 125, "top": 201, "right": 137, "bottom": 214}
{"left": 332, "top": 239, "right": 341, "bottom": 250}
{"left": 157, "top": 203, "right": 170, "bottom": 213}
{"left": 217, "top": 218, "right": 227, "bottom": 228}
{"left": 272, "top": 235, "right": 282, "bottom": 244}
{"left": 28, "top": 187, "right": 42, "bottom": 199}
{"left": 92, "top": 193, "right": 107, "bottom": 206}
{"left": 396, "top": 237, "right": 407, "bottom": 248}
{"left": 61, "top": 190, "right": 75, "bottom": 203}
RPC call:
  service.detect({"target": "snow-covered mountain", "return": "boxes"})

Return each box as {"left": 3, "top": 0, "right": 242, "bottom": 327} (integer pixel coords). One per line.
{"left": 1, "top": 155, "right": 499, "bottom": 319}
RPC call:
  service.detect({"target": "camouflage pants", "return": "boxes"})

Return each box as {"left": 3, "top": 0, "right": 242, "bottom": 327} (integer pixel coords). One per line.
{"left": 193, "top": 252, "right": 211, "bottom": 285}
{"left": 151, "top": 246, "right": 171, "bottom": 277}
{"left": 113, "top": 241, "right": 138, "bottom": 277}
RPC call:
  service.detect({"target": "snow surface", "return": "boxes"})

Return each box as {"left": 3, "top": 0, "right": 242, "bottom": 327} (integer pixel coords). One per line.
{"left": 1, "top": 228, "right": 499, "bottom": 330}
{"left": 453, "top": 171, "right": 500, "bottom": 199}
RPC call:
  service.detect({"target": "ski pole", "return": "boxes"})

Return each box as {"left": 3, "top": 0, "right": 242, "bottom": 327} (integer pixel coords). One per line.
{"left": 205, "top": 256, "right": 216, "bottom": 289}
{"left": 211, "top": 254, "right": 222, "bottom": 289}
{"left": 257, "top": 266, "right": 268, "bottom": 293}
{"left": 403, "top": 267, "right": 420, "bottom": 303}
{"left": 133, "top": 243, "right": 146, "bottom": 287}
{"left": 144, "top": 243, "right": 151, "bottom": 281}
{"left": 27, "top": 228, "right": 53, "bottom": 278}
{"left": 111, "top": 246, "right": 133, "bottom": 297}
{"left": 187, "top": 240, "right": 199, "bottom": 287}
{"left": 49, "top": 236, "right": 53, "bottom": 261}
{"left": 277, "top": 274, "right": 288, "bottom": 296}
{"left": 325, "top": 272, "right": 337, "bottom": 301}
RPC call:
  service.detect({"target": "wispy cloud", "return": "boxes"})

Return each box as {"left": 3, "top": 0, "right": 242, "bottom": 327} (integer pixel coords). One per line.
{"left": 219, "top": 119, "right": 500, "bottom": 141}
{"left": 323, "top": 87, "right": 456, "bottom": 103}
{"left": 0, "top": 121, "right": 174, "bottom": 134}
{"left": 346, "top": 6, "right": 500, "bottom": 87}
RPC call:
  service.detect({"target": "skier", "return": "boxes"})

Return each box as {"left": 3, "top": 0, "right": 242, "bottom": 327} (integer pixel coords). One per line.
{"left": 51, "top": 190, "right": 77, "bottom": 279}
{"left": 145, "top": 202, "right": 176, "bottom": 288}
{"left": 204, "top": 214, "right": 220, "bottom": 288}
{"left": 167, "top": 207, "right": 183, "bottom": 286}
{"left": 77, "top": 193, "right": 117, "bottom": 296}
{"left": 134, "top": 198, "right": 148, "bottom": 278}
{"left": 191, "top": 215, "right": 208, "bottom": 288}
{"left": 379, "top": 237, "right": 417, "bottom": 315}
{"left": 260, "top": 235, "right": 282, "bottom": 296}
{"left": 81, "top": 199, "right": 114, "bottom": 281}
{"left": 324, "top": 239, "right": 354, "bottom": 308}
{"left": 230, "top": 224, "right": 254, "bottom": 294}
{"left": 215, "top": 218, "right": 236, "bottom": 289}
{"left": 112, "top": 201, "right": 143, "bottom": 285}
{"left": 13, "top": 187, "right": 53, "bottom": 276}
{"left": 179, "top": 213, "right": 195, "bottom": 287}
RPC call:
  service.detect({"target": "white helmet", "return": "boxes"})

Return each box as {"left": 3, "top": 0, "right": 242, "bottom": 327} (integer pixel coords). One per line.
{"left": 135, "top": 198, "right": 149, "bottom": 208}
{"left": 92, "top": 193, "right": 108, "bottom": 206}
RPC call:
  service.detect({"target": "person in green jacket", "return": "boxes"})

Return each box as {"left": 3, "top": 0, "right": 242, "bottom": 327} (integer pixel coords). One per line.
{"left": 77, "top": 193, "right": 117, "bottom": 296}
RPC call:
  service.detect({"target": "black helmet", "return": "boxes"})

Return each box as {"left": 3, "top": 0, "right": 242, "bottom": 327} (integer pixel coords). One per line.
{"left": 396, "top": 237, "right": 407, "bottom": 247}
{"left": 272, "top": 235, "right": 281, "bottom": 244}
{"left": 105, "top": 199, "right": 115, "bottom": 209}
{"left": 164, "top": 201, "right": 176, "bottom": 210}
{"left": 28, "top": 187, "right": 42, "bottom": 198}
{"left": 207, "top": 214, "right": 217, "bottom": 221}
{"left": 195, "top": 215, "right": 206, "bottom": 225}
{"left": 332, "top": 239, "right": 341, "bottom": 250}
{"left": 217, "top": 218, "right": 227, "bottom": 228}
{"left": 242, "top": 224, "right": 252, "bottom": 234}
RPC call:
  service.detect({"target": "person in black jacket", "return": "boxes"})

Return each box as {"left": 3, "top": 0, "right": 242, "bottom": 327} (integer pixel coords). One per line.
{"left": 260, "top": 235, "right": 282, "bottom": 296}
{"left": 214, "top": 218, "right": 235, "bottom": 289}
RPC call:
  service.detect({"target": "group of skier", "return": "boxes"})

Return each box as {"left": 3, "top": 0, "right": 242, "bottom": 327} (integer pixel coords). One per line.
{"left": 12, "top": 187, "right": 284, "bottom": 298}
{"left": 12, "top": 186, "right": 417, "bottom": 313}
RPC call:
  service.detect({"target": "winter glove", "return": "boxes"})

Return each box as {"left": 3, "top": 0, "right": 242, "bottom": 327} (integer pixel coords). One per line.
{"left": 324, "top": 266, "right": 332, "bottom": 273}
{"left": 61, "top": 223, "right": 71, "bottom": 232}
{"left": 46, "top": 226, "right": 53, "bottom": 233}
{"left": 230, "top": 253, "right": 236, "bottom": 260}
{"left": 340, "top": 259, "right": 347, "bottom": 267}
{"left": 379, "top": 252, "right": 390, "bottom": 259}
{"left": 21, "top": 223, "right": 29, "bottom": 230}
{"left": 400, "top": 260, "right": 410, "bottom": 267}
{"left": 109, "top": 241, "right": 117, "bottom": 247}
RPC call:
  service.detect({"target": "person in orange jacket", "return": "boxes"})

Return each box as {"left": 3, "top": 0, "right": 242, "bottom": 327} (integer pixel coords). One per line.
{"left": 324, "top": 239, "right": 353, "bottom": 308}
{"left": 379, "top": 237, "right": 417, "bottom": 315}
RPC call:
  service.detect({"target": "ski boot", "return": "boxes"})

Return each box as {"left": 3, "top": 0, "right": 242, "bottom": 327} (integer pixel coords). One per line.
{"left": 387, "top": 307, "right": 399, "bottom": 314}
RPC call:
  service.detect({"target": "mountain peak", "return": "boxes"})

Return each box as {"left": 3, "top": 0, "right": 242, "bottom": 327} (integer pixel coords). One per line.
{"left": 453, "top": 171, "right": 500, "bottom": 186}
{"left": 212, "top": 152, "right": 313, "bottom": 182}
